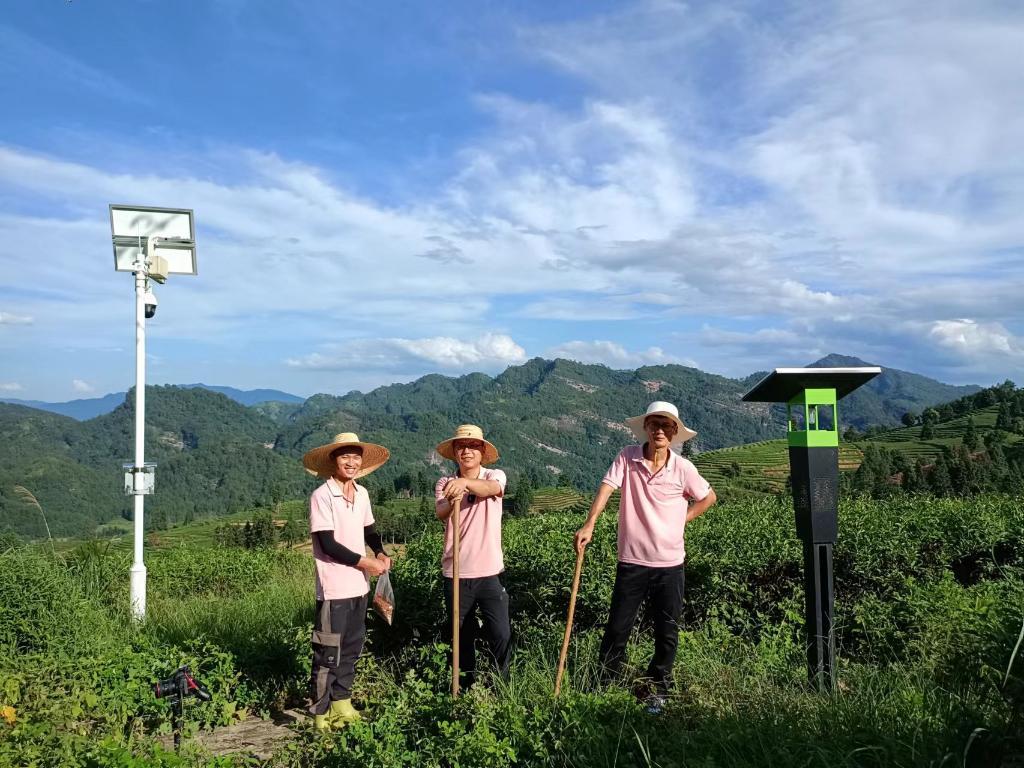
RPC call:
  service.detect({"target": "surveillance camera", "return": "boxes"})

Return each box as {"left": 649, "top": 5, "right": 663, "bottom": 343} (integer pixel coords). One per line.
{"left": 144, "top": 289, "right": 158, "bottom": 319}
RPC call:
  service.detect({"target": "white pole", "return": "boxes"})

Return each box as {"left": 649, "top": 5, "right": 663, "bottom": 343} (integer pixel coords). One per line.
{"left": 130, "top": 263, "right": 147, "bottom": 621}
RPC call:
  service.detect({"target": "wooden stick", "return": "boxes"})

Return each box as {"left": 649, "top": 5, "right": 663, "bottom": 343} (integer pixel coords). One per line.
{"left": 554, "top": 545, "right": 586, "bottom": 697}
{"left": 451, "top": 494, "right": 463, "bottom": 698}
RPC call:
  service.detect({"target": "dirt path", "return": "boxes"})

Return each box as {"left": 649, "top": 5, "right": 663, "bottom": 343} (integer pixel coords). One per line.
{"left": 158, "top": 709, "right": 305, "bottom": 760}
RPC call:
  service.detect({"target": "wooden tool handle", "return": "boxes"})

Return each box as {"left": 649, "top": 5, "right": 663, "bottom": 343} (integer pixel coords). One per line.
{"left": 554, "top": 546, "right": 586, "bottom": 697}
{"left": 451, "top": 495, "right": 463, "bottom": 697}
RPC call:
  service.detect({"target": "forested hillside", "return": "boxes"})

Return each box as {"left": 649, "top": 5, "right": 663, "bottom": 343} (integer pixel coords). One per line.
{"left": 692, "top": 380, "right": 1024, "bottom": 497}
{"left": 0, "top": 387, "right": 314, "bottom": 539}
{"left": 0, "top": 384, "right": 303, "bottom": 421}
{"left": 807, "top": 353, "right": 980, "bottom": 426}
{"left": 274, "top": 358, "right": 782, "bottom": 495}
{"left": 0, "top": 356, "right": 992, "bottom": 539}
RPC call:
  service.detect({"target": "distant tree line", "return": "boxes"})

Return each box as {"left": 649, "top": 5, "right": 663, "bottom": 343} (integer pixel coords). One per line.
{"left": 845, "top": 437, "right": 1024, "bottom": 499}
{"left": 921, "top": 381, "right": 1019, "bottom": 435}
{"left": 842, "top": 381, "right": 1024, "bottom": 442}
{"left": 5, "top": 374, "right": 1020, "bottom": 540}
{"left": 214, "top": 507, "right": 305, "bottom": 549}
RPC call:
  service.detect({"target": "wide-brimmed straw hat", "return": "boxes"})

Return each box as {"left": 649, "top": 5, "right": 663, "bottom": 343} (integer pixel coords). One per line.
{"left": 624, "top": 401, "right": 697, "bottom": 447}
{"left": 302, "top": 432, "right": 390, "bottom": 479}
{"left": 435, "top": 424, "right": 500, "bottom": 465}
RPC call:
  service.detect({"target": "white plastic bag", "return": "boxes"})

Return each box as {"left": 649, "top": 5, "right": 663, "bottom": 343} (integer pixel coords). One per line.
{"left": 373, "top": 572, "right": 395, "bottom": 625}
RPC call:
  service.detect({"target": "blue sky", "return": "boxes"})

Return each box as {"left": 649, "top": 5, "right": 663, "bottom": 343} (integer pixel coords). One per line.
{"left": 1, "top": 0, "right": 1023, "bottom": 400}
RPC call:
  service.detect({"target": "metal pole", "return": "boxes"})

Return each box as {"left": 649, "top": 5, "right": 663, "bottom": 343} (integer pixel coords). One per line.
{"left": 804, "top": 541, "right": 835, "bottom": 691}
{"left": 451, "top": 495, "right": 462, "bottom": 697}
{"left": 129, "top": 264, "right": 147, "bottom": 620}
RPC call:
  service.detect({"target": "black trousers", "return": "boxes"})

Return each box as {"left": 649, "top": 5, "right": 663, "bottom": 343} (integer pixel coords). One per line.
{"left": 598, "top": 562, "right": 685, "bottom": 694}
{"left": 442, "top": 574, "right": 512, "bottom": 688}
{"left": 309, "top": 594, "right": 368, "bottom": 714}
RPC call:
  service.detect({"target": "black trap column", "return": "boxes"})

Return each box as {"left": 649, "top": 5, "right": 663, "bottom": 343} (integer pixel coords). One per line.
{"left": 790, "top": 445, "right": 839, "bottom": 690}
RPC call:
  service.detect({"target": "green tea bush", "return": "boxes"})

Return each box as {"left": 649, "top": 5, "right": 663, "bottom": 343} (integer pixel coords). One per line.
{"left": 386, "top": 496, "right": 1024, "bottom": 660}
{"left": 3, "top": 494, "right": 1022, "bottom": 766}
{"left": 144, "top": 542, "right": 315, "bottom": 712}
{"left": 0, "top": 725, "right": 203, "bottom": 768}
{"left": 67, "top": 539, "right": 132, "bottom": 607}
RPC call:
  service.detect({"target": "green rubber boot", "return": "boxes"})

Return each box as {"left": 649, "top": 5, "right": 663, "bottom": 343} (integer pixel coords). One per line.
{"left": 328, "top": 698, "right": 362, "bottom": 727}
{"left": 314, "top": 713, "right": 332, "bottom": 731}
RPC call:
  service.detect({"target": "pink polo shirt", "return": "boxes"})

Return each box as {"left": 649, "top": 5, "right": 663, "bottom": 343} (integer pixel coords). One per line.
{"left": 309, "top": 478, "right": 374, "bottom": 600}
{"left": 436, "top": 468, "right": 507, "bottom": 579}
{"left": 601, "top": 445, "right": 711, "bottom": 567}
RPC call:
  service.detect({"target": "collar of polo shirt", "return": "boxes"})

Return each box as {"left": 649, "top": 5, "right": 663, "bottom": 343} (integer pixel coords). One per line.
{"left": 327, "top": 477, "right": 356, "bottom": 497}
{"left": 631, "top": 444, "right": 677, "bottom": 474}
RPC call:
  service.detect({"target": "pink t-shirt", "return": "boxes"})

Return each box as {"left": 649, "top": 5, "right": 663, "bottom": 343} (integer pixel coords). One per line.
{"left": 601, "top": 445, "right": 711, "bottom": 567}
{"left": 435, "top": 467, "right": 507, "bottom": 578}
{"left": 309, "top": 478, "right": 374, "bottom": 600}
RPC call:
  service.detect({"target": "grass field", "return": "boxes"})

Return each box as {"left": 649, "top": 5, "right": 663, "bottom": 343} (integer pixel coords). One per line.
{"left": 2, "top": 491, "right": 1022, "bottom": 766}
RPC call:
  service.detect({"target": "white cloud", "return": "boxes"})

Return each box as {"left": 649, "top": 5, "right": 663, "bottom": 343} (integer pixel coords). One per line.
{"left": 288, "top": 333, "right": 527, "bottom": 372}
{"left": 72, "top": 379, "right": 95, "bottom": 394}
{"left": 519, "top": 298, "right": 638, "bottom": 322}
{"left": 547, "top": 340, "right": 695, "bottom": 368}
{"left": 929, "top": 319, "right": 1024, "bottom": 359}
{"left": 701, "top": 325, "right": 805, "bottom": 348}
{"left": 518, "top": 291, "right": 686, "bottom": 321}
{"left": 0, "top": 311, "right": 33, "bottom": 325}
{"left": 392, "top": 333, "right": 527, "bottom": 368}
{"left": 1, "top": 0, "right": 1022, "bottom": 392}
{"left": 736, "top": 1, "right": 1024, "bottom": 258}
{"left": 693, "top": 325, "right": 827, "bottom": 372}
{"left": 0, "top": 382, "right": 23, "bottom": 392}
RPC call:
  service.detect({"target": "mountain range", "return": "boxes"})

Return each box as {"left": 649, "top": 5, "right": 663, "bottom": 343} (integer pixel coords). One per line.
{"left": 0, "top": 355, "right": 981, "bottom": 539}
{"left": 0, "top": 384, "right": 304, "bottom": 421}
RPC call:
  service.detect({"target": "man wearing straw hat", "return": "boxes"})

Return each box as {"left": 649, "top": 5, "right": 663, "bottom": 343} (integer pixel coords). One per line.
{"left": 574, "top": 402, "right": 717, "bottom": 712}
{"left": 434, "top": 424, "right": 511, "bottom": 689}
{"left": 303, "top": 432, "right": 391, "bottom": 731}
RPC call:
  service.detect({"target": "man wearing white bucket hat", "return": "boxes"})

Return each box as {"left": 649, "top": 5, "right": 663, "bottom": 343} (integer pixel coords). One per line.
{"left": 574, "top": 401, "right": 716, "bottom": 712}
{"left": 302, "top": 432, "right": 392, "bottom": 731}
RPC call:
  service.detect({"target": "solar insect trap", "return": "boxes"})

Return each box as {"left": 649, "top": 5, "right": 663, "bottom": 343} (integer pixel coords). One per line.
{"left": 743, "top": 366, "right": 881, "bottom": 690}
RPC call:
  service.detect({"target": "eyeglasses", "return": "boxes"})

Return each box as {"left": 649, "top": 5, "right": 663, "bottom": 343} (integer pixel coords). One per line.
{"left": 454, "top": 441, "right": 484, "bottom": 452}
{"left": 646, "top": 420, "right": 677, "bottom": 433}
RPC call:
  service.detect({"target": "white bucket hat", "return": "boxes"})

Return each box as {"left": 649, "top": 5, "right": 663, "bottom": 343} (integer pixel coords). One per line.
{"left": 624, "top": 401, "right": 697, "bottom": 447}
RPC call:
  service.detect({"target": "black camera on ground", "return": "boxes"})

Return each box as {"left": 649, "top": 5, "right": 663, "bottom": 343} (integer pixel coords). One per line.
{"left": 153, "top": 665, "right": 211, "bottom": 702}
{"left": 153, "top": 665, "right": 212, "bottom": 752}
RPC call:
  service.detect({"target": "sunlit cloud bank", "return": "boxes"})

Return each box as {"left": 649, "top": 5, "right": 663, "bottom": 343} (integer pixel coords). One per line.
{"left": 1, "top": 0, "right": 1021, "bottom": 397}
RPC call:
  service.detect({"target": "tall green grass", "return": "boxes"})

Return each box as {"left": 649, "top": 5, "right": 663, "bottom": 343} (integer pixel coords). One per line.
{"left": 1, "top": 494, "right": 1022, "bottom": 766}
